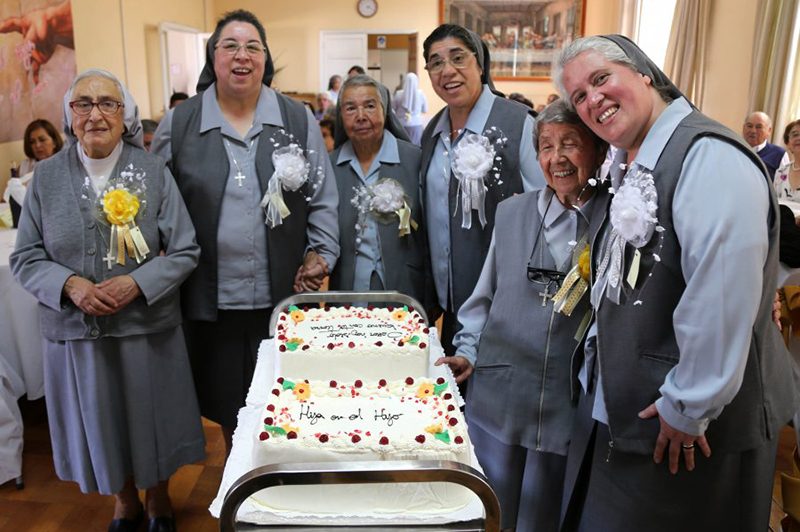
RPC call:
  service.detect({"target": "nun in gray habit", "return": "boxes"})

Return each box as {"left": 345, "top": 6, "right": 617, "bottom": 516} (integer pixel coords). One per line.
{"left": 328, "top": 75, "right": 432, "bottom": 308}
{"left": 11, "top": 69, "right": 204, "bottom": 529}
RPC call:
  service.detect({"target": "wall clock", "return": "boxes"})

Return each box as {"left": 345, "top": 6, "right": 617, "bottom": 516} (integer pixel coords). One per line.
{"left": 357, "top": 0, "right": 378, "bottom": 18}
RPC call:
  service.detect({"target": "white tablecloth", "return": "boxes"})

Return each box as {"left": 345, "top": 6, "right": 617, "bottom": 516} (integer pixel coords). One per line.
{"left": 0, "top": 229, "right": 44, "bottom": 400}
{"left": 209, "top": 329, "right": 485, "bottom": 526}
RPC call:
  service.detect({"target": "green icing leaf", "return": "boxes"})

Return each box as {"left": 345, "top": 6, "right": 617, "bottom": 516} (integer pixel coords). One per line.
{"left": 288, "top": 305, "right": 300, "bottom": 312}
{"left": 403, "top": 305, "right": 409, "bottom": 311}
{"left": 434, "top": 431, "right": 451, "bottom": 444}
{"left": 286, "top": 341, "right": 300, "bottom": 351}
{"left": 281, "top": 379, "right": 296, "bottom": 390}
{"left": 408, "top": 335, "right": 420, "bottom": 344}
{"left": 265, "top": 425, "right": 287, "bottom": 436}
{"left": 434, "top": 382, "right": 449, "bottom": 395}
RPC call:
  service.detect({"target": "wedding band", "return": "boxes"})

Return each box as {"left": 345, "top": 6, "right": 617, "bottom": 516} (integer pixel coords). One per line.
{"left": 681, "top": 443, "right": 695, "bottom": 450}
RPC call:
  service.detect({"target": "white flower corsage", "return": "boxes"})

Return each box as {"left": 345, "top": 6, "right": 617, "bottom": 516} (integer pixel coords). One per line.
{"left": 351, "top": 178, "right": 417, "bottom": 238}
{"left": 451, "top": 133, "right": 496, "bottom": 229}
{"left": 594, "top": 169, "right": 660, "bottom": 305}
{"left": 261, "top": 144, "right": 310, "bottom": 228}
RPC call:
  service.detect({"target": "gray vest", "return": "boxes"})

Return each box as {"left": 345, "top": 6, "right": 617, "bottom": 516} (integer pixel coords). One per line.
{"left": 466, "top": 191, "right": 591, "bottom": 454}
{"left": 420, "top": 96, "right": 526, "bottom": 312}
{"left": 29, "top": 143, "right": 183, "bottom": 340}
{"left": 328, "top": 139, "right": 429, "bottom": 305}
{"left": 169, "top": 91, "right": 309, "bottom": 321}
{"left": 593, "top": 110, "right": 796, "bottom": 454}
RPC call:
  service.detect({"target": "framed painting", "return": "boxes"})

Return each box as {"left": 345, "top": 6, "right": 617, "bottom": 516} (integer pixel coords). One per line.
{"left": 438, "top": 0, "right": 587, "bottom": 81}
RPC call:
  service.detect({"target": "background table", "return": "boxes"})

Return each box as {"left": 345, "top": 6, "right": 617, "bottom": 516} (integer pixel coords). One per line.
{"left": 0, "top": 229, "right": 44, "bottom": 400}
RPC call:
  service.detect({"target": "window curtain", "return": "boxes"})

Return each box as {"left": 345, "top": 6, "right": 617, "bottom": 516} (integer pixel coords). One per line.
{"left": 663, "top": 0, "right": 711, "bottom": 106}
{"left": 748, "top": 0, "right": 800, "bottom": 144}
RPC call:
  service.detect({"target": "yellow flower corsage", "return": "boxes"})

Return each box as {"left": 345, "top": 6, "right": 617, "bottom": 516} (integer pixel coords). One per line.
{"left": 101, "top": 188, "right": 149, "bottom": 268}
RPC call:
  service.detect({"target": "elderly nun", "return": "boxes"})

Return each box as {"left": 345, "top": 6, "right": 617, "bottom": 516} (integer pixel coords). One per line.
{"left": 327, "top": 75, "right": 431, "bottom": 307}
{"left": 11, "top": 68, "right": 203, "bottom": 532}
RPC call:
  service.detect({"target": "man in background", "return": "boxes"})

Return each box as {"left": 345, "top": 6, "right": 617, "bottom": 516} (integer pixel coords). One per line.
{"left": 744, "top": 111, "right": 785, "bottom": 180}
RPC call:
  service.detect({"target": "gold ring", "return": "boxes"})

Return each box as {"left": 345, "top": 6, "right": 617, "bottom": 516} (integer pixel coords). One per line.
{"left": 681, "top": 443, "right": 695, "bottom": 450}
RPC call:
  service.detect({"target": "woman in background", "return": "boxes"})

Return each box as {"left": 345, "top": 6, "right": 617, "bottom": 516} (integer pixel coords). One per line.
{"left": 4, "top": 119, "right": 64, "bottom": 214}
{"left": 774, "top": 119, "right": 800, "bottom": 200}
{"left": 392, "top": 72, "right": 428, "bottom": 145}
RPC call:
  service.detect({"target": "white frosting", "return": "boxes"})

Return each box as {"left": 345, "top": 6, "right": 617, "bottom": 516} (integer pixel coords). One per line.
{"left": 251, "top": 377, "right": 472, "bottom": 514}
{"left": 276, "top": 306, "right": 429, "bottom": 381}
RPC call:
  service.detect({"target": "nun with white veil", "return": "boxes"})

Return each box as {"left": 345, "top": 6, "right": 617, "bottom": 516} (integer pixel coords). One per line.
{"left": 10, "top": 68, "right": 204, "bottom": 532}
{"left": 392, "top": 72, "right": 428, "bottom": 145}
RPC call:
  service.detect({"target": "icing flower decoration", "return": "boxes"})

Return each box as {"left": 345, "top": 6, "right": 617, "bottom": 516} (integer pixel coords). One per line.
{"left": 391, "top": 308, "right": 408, "bottom": 321}
{"left": 261, "top": 144, "right": 310, "bottom": 228}
{"left": 416, "top": 382, "right": 434, "bottom": 399}
{"left": 425, "top": 423, "right": 444, "bottom": 435}
{"left": 293, "top": 382, "right": 311, "bottom": 401}
{"left": 285, "top": 337, "right": 304, "bottom": 351}
{"left": 289, "top": 305, "right": 305, "bottom": 324}
{"left": 451, "top": 133, "right": 496, "bottom": 230}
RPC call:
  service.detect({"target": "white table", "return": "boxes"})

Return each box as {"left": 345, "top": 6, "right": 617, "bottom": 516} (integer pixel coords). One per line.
{"left": 0, "top": 229, "right": 44, "bottom": 400}
{"left": 209, "top": 329, "right": 485, "bottom": 526}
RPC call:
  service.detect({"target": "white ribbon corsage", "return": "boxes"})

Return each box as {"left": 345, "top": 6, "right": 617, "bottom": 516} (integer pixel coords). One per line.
{"left": 451, "top": 133, "right": 496, "bottom": 229}
{"left": 351, "top": 178, "right": 417, "bottom": 239}
{"left": 594, "top": 168, "right": 660, "bottom": 305}
{"left": 261, "top": 144, "right": 310, "bottom": 228}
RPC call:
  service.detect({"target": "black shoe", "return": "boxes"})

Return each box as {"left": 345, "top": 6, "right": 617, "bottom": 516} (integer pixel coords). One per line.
{"left": 108, "top": 508, "right": 144, "bottom": 532}
{"left": 147, "top": 515, "right": 176, "bottom": 532}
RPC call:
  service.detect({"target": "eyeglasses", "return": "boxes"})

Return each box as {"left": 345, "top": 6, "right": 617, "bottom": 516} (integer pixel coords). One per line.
{"left": 216, "top": 39, "right": 266, "bottom": 56}
{"left": 424, "top": 51, "right": 476, "bottom": 74}
{"left": 69, "top": 100, "right": 124, "bottom": 116}
{"left": 341, "top": 101, "right": 381, "bottom": 117}
{"left": 527, "top": 266, "right": 566, "bottom": 286}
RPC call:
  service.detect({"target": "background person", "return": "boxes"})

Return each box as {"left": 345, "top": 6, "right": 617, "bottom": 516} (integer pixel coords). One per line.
{"left": 4, "top": 119, "right": 64, "bottom": 227}
{"left": 744, "top": 111, "right": 785, "bottom": 180}
{"left": 392, "top": 72, "right": 428, "bottom": 145}
{"left": 141, "top": 118, "right": 158, "bottom": 152}
{"left": 420, "top": 23, "right": 545, "bottom": 356}
{"left": 439, "top": 99, "right": 607, "bottom": 531}
{"left": 151, "top": 9, "right": 339, "bottom": 457}
{"left": 553, "top": 35, "right": 796, "bottom": 531}
{"left": 774, "top": 119, "right": 800, "bottom": 200}
{"left": 328, "top": 75, "right": 430, "bottom": 306}
{"left": 11, "top": 68, "right": 204, "bottom": 532}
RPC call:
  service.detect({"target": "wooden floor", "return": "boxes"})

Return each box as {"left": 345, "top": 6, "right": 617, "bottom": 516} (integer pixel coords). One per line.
{"left": 0, "top": 397, "right": 796, "bottom": 531}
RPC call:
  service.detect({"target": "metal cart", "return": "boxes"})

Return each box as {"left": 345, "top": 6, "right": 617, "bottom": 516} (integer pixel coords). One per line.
{"left": 218, "top": 460, "right": 501, "bottom": 531}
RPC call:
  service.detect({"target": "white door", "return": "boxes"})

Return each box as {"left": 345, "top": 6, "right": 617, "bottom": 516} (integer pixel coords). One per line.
{"left": 320, "top": 32, "right": 368, "bottom": 94}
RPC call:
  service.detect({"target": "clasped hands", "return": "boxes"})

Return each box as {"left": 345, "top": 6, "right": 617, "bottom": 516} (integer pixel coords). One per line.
{"left": 63, "top": 274, "right": 141, "bottom": 316}
{"left": 293, "top": 250, "right": 328, "bottom": 292}
{"left": 638, "top": 403, "right": 712, "bottom": 474}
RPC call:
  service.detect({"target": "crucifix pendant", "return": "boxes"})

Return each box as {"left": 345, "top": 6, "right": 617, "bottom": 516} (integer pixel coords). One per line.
{"left": 103, "top": 251, "right": 115, "bottom": 270}
{"left": 234, "top": 171, "right": 246, "bottom": 187}
{"left": 539, "top": 286, "right": 553, "bottom": 306}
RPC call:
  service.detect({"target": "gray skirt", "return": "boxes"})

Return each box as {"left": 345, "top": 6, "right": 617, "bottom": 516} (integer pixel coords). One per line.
{"left": 43, "top": 326, "right": 206, "bottom": 495}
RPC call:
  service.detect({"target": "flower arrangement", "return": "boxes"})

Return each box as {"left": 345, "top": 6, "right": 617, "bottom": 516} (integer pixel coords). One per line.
{"left": 610, "top": 169, "right": 657, "bottom": 248}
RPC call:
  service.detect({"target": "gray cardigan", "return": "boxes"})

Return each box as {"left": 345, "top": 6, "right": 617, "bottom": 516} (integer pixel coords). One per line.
{"left": 11, "top": 143, "right": 199, "bottom": 341}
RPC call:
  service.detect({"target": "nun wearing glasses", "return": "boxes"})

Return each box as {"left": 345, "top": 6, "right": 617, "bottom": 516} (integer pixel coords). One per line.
{"left": 436, "top": 99, "right": 608, "bottom": 532}
{"left": 11, "top": 69, "right": 203, "bottom": 532}
{"left": 419, "top": 23, "right": 545, "bottom": 357}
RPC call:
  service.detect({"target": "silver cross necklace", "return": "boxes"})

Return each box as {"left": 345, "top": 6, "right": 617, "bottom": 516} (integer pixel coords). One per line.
{"left": 223, "top": 138, "right": 255, "bottom": 187}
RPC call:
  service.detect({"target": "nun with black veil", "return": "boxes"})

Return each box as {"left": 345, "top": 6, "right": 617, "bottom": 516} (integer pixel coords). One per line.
{"left": 151, "top": 9, "right": 339, "bottom": 457}
{"left": 553, "top": 35, "right": 796, "bottom": 531}
{"left": 419, "top": 24, "right": 545, "bottom": 358}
